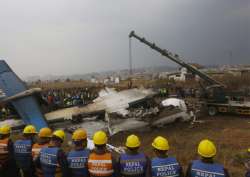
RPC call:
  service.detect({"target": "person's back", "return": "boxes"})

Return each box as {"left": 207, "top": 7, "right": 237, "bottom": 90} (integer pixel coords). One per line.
{"left": 68, "top": 149, "right": 90, "bottom": 177}
{"left": 0, "top": 125, "right": 20, "bottom": 177}
{"left": 38, "top": 130, "right": 69, "bottom": 177}
{"left": 40, "top": 146, "right": 62, "bottom": 177}
{"left": 88, "top": 150, "right": 114, "bottom": 177}
{"left": 151, "top": 136, "right": 183, "bottom": 177}
{"left": 87, "top": 131, "right": 116, "bottom": 177}
{"left": 67, "top": 129, "right": 90, "bottom": 177}
{"left": 14, "top": 125, "right": 37, "bottom": 177}
{"left": 33, "top": 127, "right": 52, "bottom": 177}
{"left": 185, "top": 139, "right": 230, "bottom": 177}
{"left": 119, "top": 152, "right": 147, "bottom": 177}
{"left": 151, "top": 157, "right": 181, "bottom": 177}
{"left": 118, "top": 134, "right": 150, "bottom": 177}
{"left": 189, "top": 159, "right": 225, "bottom": 177}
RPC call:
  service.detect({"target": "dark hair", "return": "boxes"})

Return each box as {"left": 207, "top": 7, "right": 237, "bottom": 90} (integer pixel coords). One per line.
{"left": 23, "top": 133, "right": 36, "bottom": 138}
{"left": 73, "top": 140, "right": 84, "bottom": 146}
{"left": 0, "top": 134, "right": 9, "bottom": 139}
{"left": 127, "top": 146, "right": 139, "bottom": 151}
{"left": 154, "top": 148, "right": 168, "bottom": 154}
{"left": 95, "top": 144, "right": 106, "bottom": 149}
{"left": 52, "top": 135, "right": 63, "bottom": 143}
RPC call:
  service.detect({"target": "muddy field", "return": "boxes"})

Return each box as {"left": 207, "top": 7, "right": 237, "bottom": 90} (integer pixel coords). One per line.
{"left": 10, "top": 114, "right": 249, "bottom": 176}
{"left": 109, "top": 115, "right": 250, "bottom": 177}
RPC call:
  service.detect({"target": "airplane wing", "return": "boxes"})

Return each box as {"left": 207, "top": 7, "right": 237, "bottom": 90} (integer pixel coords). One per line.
{"left": 0, "top": 60, "right": 48, "bottom": 130}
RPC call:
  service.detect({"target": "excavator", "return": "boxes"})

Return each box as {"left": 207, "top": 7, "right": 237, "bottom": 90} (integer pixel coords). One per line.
{"left": 129, "top": 31, "right": 250, "bottom": 116}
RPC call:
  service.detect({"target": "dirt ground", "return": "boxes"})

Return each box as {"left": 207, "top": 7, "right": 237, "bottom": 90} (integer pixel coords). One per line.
{"left": 109, "top": 115, "right": 250, "bottom": 177}
{"left": 10, "top": 114, "right": 249, "bottom": 176}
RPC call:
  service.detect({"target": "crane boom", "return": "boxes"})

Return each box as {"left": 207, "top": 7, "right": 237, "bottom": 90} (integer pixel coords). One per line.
{"left": 129, "top": 31, "right": 224, "bottom": 87}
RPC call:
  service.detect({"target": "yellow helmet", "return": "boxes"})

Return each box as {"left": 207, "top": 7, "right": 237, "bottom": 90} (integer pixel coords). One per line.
{"left": 39, "top": 127, "right": 52, "bottom": 138}
{"left": 72, "top": 129, "right": 87, "bottom": 141}
{"left": 23, "top": 125, "right": 37, "bottom": 134}
{"left": 126, "top": 134, "right": 140, "bottom": 148}
{"left": 247, "top": 148, "right": 250, "bottom": 153}
{"left": 53, "top": 130, "right": 65, "bottom": 141}
{"left": 152, "top": 136, "right": 169, "bottom": 151}
{"left": 93, "top": 131, "right": 107, "bottom": 145}
{"left": 198, "top": 139, "right": 217, "bottom": 158}
{"left": 0, "top": 125, "right": 11, "bottom": 135}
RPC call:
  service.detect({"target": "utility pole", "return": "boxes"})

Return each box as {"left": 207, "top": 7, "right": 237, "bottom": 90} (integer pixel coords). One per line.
{"left": 229, "top": 50, "right": 232, "bottom": 65}
{"left": 128, "top": 36, "right": 133, "bottom": 88}
{"left": 129, "top": 37, "right": 133, "bottom": 75}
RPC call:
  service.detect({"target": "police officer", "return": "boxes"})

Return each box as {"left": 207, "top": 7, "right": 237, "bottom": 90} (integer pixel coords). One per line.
{"left": 67, "top": 129, "right": 90, "bottom": 177}
{"left": 36, "top": 129, "right": 69, "bottom": 177}
{"left": 186, "top": 139, "right": 230, "bottom": 177}
{"left": 14, "top": 125, "right": 37, "bottom": 177}
{"left": 151, "top": 136, "right": 183, "bottom": 177}
{"left": 0, "top": 125, "right": 20, "bottom": 177}
{"left": 87, "top": 131, "right": 117, "bottom": 177}
{"left": 118, "top": 134, "right": 150, "bottom": 177}
{"left": 33, "top": 127, "right": 52, "bottom": 177}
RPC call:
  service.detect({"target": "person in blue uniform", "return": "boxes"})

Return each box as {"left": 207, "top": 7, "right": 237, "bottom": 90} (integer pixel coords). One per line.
{"left": 185, "top": 139, "right": 230, "bottom": 177}
{"left": 36, "top": 129, "right": 69, "bottom": 177}
{"left": 151, "top": 136, "right": 183, "bottom": 177}
{"left": 14, "top": 125, "right": 37, "bottom": 177}
{"left": 67, "top": 129, "right": 90, "bottom": 177}
{"left": 118, "top": 134, "right": 150, "bottom": 177}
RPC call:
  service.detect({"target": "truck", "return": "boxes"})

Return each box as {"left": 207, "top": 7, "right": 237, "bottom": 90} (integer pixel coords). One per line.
{"left": 129, "top": 31, "right": 250, "bottom": 116}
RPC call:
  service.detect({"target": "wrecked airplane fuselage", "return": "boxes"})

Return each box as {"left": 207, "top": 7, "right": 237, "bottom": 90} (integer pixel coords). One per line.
{"left": 0, "top": 87, "right": 191, "bottom": 136}
{"left": 44, "top": 87, "right": 191, "bottom": 135}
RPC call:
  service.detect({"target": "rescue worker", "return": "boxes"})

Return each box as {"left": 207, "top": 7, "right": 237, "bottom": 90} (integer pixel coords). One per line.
{"left": 118, "top": 134, "right": 150, "bottom": 177}
{"left": 87, "top": 130, "right": 117, "bottom": 177}
{"left": 14, "top": 125, "right": 37, "bottom": 177}
{"left": 32, "top": 127, "right": 52, "bottom": 177}
{"left": 0, "top": 125, "right": 20, "bottom": 177}
{"left": 151, "top": 136, "right": 184, "bottom": 177}
{"left": 36, "top": 129, "right": 69, "bottom": 177}
{"left": 67, "top": 129, "right": 90, "bottom": 177}
{"left": 185, "top": 139, "right": 230, "bottom": 177}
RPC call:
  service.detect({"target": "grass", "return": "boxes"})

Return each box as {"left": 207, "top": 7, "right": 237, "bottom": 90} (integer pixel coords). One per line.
{"left": 109, "top": 115, "right": 250, "bottom": 177}
{"left": 27, "top": 78, "right": 250, "bottom": 176}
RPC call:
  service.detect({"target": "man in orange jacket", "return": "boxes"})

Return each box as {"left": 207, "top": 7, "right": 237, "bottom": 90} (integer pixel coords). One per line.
{"left": 87, "top": 131, "right": 117, "bottom": 177}
{"left": 0, "top": 125, "right": 20, "bottom": 177}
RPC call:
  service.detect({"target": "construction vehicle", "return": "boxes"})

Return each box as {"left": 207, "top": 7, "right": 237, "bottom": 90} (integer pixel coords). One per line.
{"left": 129, "top": 31, "right": 250, "bottom": 116}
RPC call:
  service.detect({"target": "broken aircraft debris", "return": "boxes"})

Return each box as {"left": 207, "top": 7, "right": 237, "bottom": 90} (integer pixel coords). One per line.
{"left": 0, "top": 60, "right": 191, "bottom": 136}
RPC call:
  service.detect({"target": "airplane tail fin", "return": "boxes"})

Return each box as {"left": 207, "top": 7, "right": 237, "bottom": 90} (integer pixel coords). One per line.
{"left": 0, "top": 60, "right": 48, "bottom": 130}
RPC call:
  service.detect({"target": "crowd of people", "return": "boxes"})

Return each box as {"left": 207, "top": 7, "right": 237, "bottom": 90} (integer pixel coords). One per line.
{"left": 0, "top": 124, "right": 249, "bottom": 177}
{"left": 42, "top": 88, "right": 98, "bottom": 109}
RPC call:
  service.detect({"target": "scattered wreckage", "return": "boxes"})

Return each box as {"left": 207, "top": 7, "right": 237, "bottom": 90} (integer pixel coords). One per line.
{"left": 0, "top": 87, "right": 191, "bottom": 136}
{"left": 50, "top": 88, "right": 191, "bottom": 136}
{"left": 0, "top": 60, "right": 191, "bottom": 137}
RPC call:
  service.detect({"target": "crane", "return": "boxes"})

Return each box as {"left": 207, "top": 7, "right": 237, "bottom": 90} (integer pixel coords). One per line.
{"left": 129, "top": 31, "right": 224, "bottom": 87}
{"left": 129, "top": 31, "right": 250, "bottom": 116}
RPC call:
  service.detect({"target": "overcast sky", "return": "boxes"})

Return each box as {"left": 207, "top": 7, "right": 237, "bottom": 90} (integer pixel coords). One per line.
{"left": 0, "top": 0, "right": 249, "bottom": 78}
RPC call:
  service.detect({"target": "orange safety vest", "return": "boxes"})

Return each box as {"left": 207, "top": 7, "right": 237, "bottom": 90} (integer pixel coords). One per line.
{"left": 88, "top": 152, "right": 114, "bottom": 177}
{"left": 32, "top": 143, "right": 49, "bottom": 161}
{"left": 32, "top": 143, "right": 49, "bottom": 177}
{"left": 0, "top": 138, "right": 9, "bottom": 168}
